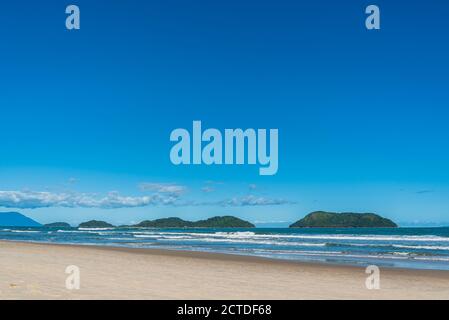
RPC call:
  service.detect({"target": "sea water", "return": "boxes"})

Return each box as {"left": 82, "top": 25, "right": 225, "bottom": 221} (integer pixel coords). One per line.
{"left": 3, "top": 226, "right": 449, "bottom": 270}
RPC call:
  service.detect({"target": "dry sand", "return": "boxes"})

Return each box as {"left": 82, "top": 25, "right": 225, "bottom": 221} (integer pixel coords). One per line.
{"left": 1, "top": 240, "right": 449, "bottom": 300}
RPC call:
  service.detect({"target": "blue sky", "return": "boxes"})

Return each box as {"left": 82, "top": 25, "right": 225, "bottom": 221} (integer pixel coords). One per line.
{"left": 0, "top": 0, "right": 448, "bottom": 226}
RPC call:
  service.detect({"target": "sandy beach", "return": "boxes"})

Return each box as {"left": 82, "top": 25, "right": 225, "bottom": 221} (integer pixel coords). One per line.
{"left": 1, "top": 240, "right": 449, "bottom": 300}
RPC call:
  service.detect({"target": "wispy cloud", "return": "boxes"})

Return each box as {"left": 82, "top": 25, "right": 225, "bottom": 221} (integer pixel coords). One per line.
{"left": 205, "top": 180, "right": 224, "bottom": 185}
{"left": 139, "top": 183, "right": 187, "bottom": 195}
{"left": 201, "top": 186, "right": 215, "bottom": 193}
{"left": 0, "top": 189, "right": 295, "bottom": 209}
{"left": 68, "top": 178, "right": 79, "bottom": 185}
{"left": 200, "top": 195, "right": 295, "bottom": 207}
{"left": 200, "top": 180, "right": 226, "bottom": 193}
{"left": 415, "top": 190, "right": 435, "bottom": 194}
{"left": 0, "top": 190, "right": 178, "bottom": 209}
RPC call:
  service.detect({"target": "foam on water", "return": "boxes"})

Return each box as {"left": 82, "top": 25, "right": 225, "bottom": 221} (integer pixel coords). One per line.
{"left": 130, "top": 231, "right": 449, "bottom": 242}
{"left": 78, "top": 227, "right": 114, "bottom": 231}
{"left": 3, "top": 226, "right": 449, "bottom": 270}
{"left": 10, "top": 230, "right": 40, "bottom": 233}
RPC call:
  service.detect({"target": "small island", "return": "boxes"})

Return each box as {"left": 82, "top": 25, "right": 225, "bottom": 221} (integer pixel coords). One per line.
{"left": 130, "top": 216, "right": 255, "bottom": 228}
{"left": 78, "top": 220, "right": 115, "bottom": 228}
{"left": 290, "top": 211, "right": 397, "bottom": 228}
{"left": 44, "top": 222, "right": 72, "bottom": 228}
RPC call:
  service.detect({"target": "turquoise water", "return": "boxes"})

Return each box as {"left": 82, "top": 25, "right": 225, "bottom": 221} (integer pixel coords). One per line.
{"left": 3, "top": 226, "right": 449, "bottom": 270}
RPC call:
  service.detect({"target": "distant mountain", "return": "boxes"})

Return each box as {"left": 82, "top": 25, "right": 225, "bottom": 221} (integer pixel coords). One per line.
{"left": 130, "top": 216, "right": 255, "bottom": 228}
{"left": 78, "top": 220, "right": 115, "bottom": 228}
{"left": 290, "top": 211, "right": 397, "bottom": 228}
{"left": 0, "top": 212, "right": 42, "bottom": 227}
{"left": 44, "top": 222, "right": 71, "bottom": 228}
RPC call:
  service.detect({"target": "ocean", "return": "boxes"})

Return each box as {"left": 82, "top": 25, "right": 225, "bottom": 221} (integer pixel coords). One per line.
{"left": 2, "top": 226, "right": 449, "bottom": 270}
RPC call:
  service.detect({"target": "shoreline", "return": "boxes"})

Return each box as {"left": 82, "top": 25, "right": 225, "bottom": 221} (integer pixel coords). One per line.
{"left": 3, "top": 238, "right": 449, "bottom": 274}
{"left": 2, "top": 240, "right": 449, "bottom": 299}
{"left": 3, "top": 238, "right": 449, "bottom": 273}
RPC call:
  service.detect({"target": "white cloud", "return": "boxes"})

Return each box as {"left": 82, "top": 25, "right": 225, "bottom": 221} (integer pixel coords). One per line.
{"left": 0, "top": 189, "right": 294, "bottom": 209}
{"left": 205, "top": 180, "right": 224, "bottom": 185}
{"left": 201, "top": 186, "right": 215, "bottom": 193}
{"left": 199, "top": 195, "right": 295, "bottom": 207}
{"left": 0, "top": 190, "right": 178, "bottom": 209}
{"left": 218, "top": 195, "right": 294, "bottom": 207}
{"left": 68, "top": 178, "right": 79, "bottom": 184}
{"left": 139, "top": 183, "right": 186, "bottom": 195}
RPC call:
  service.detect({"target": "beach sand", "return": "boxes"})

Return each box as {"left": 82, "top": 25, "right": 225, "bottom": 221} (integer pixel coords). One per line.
{"left": 1, "top": 240, "right": 449, "bottom": 300}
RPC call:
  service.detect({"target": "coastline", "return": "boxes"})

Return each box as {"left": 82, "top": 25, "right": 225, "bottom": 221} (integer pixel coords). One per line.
{"left": 2, "top": 240, "right": 449, "bottom": 299}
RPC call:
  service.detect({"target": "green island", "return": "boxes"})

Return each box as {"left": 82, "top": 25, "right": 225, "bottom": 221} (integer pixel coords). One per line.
{"left": 290, "top": 211, "right": 397, "bottom": 228}
{"left": 128, "top": 216, "right": 255, "bottom": 228}
{"left": 76, "top": 216, "right": 254, "bottom": 229}
{"left": 78, "top": 220, "right": 115, "bottom": 228}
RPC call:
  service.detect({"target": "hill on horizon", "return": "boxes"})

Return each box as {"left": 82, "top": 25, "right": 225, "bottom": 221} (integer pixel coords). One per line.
{"left": 0, "top": 212, "right": 42, "bottom": 227}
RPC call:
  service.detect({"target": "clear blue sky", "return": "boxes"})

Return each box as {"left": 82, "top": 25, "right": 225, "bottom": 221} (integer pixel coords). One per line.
{"left": 0, "top": 0, "right": 448, "bottom": 226}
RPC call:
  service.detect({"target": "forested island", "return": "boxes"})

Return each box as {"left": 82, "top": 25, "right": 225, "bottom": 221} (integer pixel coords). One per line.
{"left": 6, "top": 211, "right": 397, "bottom": 229}
{"left": 129, "top": 216, "right": 255, "bottom": 228}
{"left": 78, "top": 220, "right": 115, "bottom": 228}
{"left": 290, "top": 211, "right": 397, "bottom": 228}
{"left": 74, "top": 216, "right": 254, "bottom": 229}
